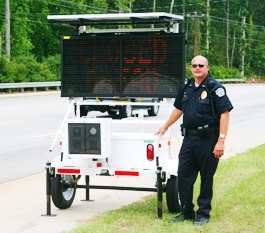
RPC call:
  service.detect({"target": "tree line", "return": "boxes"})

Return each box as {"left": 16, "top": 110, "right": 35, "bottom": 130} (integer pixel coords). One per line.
{"left": 0, "top": 0, "right": 265, "bottom": 83}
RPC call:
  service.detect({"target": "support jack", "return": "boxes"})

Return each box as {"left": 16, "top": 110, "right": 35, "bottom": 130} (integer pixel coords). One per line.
{"left": 41, "top": 161, "right": 56, "bottom": 217}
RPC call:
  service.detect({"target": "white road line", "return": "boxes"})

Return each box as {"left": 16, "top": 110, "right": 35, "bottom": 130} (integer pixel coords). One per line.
{"left": 32, "top": 132, "right": 58, "bottom": 138}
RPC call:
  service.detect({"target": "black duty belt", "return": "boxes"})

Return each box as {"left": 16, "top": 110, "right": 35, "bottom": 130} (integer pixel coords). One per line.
{"left": 181, "top": 125, "right": 218, "bottom": 137}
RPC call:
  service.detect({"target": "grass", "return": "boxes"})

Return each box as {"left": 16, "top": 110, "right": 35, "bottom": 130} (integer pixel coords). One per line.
{"left": 65, "top": 144, "right": 265, "bottom": 233}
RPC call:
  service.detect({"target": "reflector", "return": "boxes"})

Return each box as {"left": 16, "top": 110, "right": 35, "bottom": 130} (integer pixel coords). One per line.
{"left": 147, "top": 144, "right": 154, "bottom": 161}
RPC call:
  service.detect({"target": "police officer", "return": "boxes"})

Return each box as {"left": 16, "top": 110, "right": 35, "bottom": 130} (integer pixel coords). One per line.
{"left": 155, "top": 55, "right": 233, "bottom": 225}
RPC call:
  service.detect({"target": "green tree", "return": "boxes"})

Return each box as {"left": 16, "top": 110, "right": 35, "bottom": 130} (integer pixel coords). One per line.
{"left": 10, "top": 0, "right": 34, "bottom": 56}
{"left": 1, "top": 0, "right": 265, "bottom": 82}
{"left": 112, "top": 0, "right": 134, "bottom": 12}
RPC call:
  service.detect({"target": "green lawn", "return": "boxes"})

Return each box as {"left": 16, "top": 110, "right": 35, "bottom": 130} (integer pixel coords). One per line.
{"left": 66, "top": 144, "right": 265, "bottom": 233}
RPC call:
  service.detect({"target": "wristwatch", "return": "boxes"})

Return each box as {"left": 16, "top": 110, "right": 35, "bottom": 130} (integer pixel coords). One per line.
{"left": 219, "top": 134, "right": 226, "bottom": 140}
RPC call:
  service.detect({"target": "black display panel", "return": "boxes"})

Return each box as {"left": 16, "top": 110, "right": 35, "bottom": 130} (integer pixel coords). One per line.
{"left": 61, "top": 33, "right": 185, "bottom": 98}
{"left": 68, "top": 123, "right": 101, "bottom": 154}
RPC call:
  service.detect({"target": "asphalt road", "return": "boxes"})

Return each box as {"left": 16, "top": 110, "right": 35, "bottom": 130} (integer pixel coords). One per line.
{"left": 0, "top": 92, "right": 72, "bottom": 183}
{"left": 0, "top": 84, "right": 265, "bottom": 233}
{"left": 223, "top": 84, "right": 265, "bottom": 157}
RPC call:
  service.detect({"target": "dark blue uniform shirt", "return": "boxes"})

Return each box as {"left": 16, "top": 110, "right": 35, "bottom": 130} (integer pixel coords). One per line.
{"left": 174, "top": 76, "right": 233, "bottom": 129}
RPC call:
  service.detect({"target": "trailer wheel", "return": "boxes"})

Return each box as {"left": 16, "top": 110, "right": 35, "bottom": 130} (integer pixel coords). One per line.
{"left": 51, "top": 175, "right": 76, "bottom": 209}
{"left": 107, "top": 109, "right": 117, "bottom": 117}
{"left": 166, "top": 175, "right": 181, "bottom": 213}
{"left": 119, "top": 105, "right": 132, "bottom": 118}
{"left": 148, "top": 99, "right": 159, "bottom": 116}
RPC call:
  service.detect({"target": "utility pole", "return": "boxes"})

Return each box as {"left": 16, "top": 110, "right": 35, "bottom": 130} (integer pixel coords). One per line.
{"left": 194, "top": 14, "right": 198, "bottom": 56}
{"left": 151, "top": 0, "right": 156, "bottom": 28}
{"left": 240, "top": 16, "right": 246, "bottom": 76}
{"left": 187, "top": 12, "right": 204, "bottom": 56}
{"left": 152, "top": 0, "right": 156, "bottom": 12}
{"left": 182, "top": 0, "right": 185, "bottom": 32}
{"left": 226, "top": 0, "right": 230, "bottom": 68}
{"left": 169, "top": 0, "right": 174, "bottom": 13}
{"left": 206, "top": 0, "right": 210, "bottom": 55}
{"left": 5, "top": 0, "right": 11, "bottom": 60}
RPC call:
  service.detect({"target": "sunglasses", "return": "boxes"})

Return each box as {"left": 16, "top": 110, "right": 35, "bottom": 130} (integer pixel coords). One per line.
{"left": 192, "top": 64, "right": 205, "bottom": 68}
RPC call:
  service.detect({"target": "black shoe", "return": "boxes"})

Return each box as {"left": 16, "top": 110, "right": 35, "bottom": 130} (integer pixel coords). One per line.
{"left": 193, "top": 217, "right": 209, "bottom": 226}
{"left": 170, "top": 214, "right": 194, "bottom": 223}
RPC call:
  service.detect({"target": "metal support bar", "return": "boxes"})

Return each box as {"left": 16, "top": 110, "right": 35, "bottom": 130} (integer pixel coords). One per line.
{"left": 41, "top": 161, "right": 56, "bottom": 217}
{"left": 0, "top": 81, "right": 61, "bottom": 89}
{"left": 85, "top": 176, "right": 90, "bottom": 200}
{"left": 76, "top": 184, "right": 157, "bottom": 192}
{"left": 157, "top": 166, "right": 163, "bottom": 219}
{"left": 49, "top": 101, "right": 74, "bottom": 152}
{"left": 80, "top": 175, "right": 95, "bottom": 202}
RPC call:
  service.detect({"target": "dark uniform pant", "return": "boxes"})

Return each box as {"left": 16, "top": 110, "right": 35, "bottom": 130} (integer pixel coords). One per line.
{"left": 178, "top": 134, "right": 219, "bottom": 219}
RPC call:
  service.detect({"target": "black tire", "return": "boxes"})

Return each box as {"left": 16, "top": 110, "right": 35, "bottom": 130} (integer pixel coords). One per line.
{"left": 51, "top": 175, "right": 76, "bottom": 209}
{"left": 148, "top": 99, "right": 159, "bottom": 116}
{"left": 80, "top": 106, "right": 89, "bottom": 117}
{"left": 107, "top": 109, "right": 117, "bottom": 117}
{"left": 166, "top": 175, "right": 181, "bottom": 213}
{"left": 119, "top": 105, "right": 132, "bottom": 118}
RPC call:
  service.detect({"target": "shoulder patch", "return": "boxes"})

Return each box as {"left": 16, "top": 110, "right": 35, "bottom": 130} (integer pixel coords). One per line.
{"left": 215, "top": 88, "right": 225, "bottom": 97}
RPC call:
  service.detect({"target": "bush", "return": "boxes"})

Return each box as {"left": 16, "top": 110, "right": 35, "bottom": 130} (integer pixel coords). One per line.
{"left": 42, "top": 54, "right": 61, "bottom": 80}
{"left": 0, "top": 57, "right": 15, "bottom": 83}
{"left": 14, "top": 56, "right": 51, "bottom": 82}
{"left": 0, "top": 55, "right": 60, "bottom": 83}
{"left": 185, "top": 64, "right": 244, "bottom": 80}
{"left": 210, "top": 65, "right": 244, "bottom": 79}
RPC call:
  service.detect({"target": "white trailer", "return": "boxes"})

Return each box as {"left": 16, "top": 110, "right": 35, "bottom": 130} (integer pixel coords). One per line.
{"left": 45, "top": 12, "right": 185, "bottom": 218}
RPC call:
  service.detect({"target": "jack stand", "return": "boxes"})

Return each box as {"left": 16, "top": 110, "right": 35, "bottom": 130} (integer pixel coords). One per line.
{"left": 81, "top": 175, "right": 94, "bottom": 202}
{"left": 41, "top": 161, "right": 56, "bottom": 217}
{"left": 157, "top": 166, "right": 163, "bottom": 219}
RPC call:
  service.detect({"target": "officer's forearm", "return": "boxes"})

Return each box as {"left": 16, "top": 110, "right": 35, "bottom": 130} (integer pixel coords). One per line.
{"left": 163, "top": 108, "right": 183, "bottom": 131}
{"left": 218, "top": 111, "right": 230, "bottom": 141}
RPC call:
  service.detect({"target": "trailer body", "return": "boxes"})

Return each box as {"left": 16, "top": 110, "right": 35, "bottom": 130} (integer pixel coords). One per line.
{"left": 46, "top": 12, "right": 185, "bottom": 218}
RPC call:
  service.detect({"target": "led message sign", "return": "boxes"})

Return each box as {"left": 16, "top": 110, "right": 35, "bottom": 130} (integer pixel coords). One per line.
{"left": 61, "top": 33, "right": 185, "bottom": 98}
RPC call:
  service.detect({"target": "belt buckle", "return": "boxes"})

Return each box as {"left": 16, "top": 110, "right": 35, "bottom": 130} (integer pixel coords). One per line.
{"left": 196, "top": 125, "right": 208, "bottom": 137}
{"left": 197, "top": 125, "right": 209, "bottom": 130}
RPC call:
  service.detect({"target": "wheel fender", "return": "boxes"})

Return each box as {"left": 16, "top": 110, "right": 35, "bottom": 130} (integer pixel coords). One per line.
{"left": 162, "top": 158, "right": 179, "bottom": 179}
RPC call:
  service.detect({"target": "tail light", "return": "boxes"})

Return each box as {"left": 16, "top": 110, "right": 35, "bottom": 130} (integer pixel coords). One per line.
{"left": 147, "top": 144, "right": 154, "bottom": 161}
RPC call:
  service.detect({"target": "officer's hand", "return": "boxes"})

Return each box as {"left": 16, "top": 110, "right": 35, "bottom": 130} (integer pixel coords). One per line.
{"left": 155, "top": 127, "right": 167, "bottom": 136}
{"left": 213, "top": 141, "right": 225, "bottom": 159}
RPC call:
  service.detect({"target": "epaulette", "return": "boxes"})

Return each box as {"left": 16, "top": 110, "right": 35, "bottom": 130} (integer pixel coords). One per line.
{"left": 184, "top": 77, "right": 192, "bottom": 87}
{"left": 206, "top": 78, "right": 219, "bottom": 91}
{"left": 207, "top": 80, "right": 215, "bottom": 89}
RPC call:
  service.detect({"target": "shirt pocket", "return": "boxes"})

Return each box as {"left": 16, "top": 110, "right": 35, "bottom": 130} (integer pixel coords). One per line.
{"left": 195, "top": 98, "right": 212, "bottom": 115}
